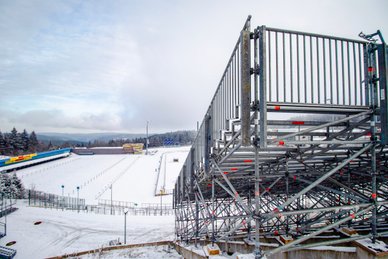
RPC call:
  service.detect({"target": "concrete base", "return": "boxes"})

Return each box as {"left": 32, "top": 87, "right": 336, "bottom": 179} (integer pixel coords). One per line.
{"left": 204, "top": 243, "right": 220, "bottom": 256}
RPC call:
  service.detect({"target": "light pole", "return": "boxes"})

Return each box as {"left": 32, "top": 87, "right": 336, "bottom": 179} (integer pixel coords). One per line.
{"left": 110, "top": 184, "right": 113, "bottom": 215}
{"left": 123, "top": 208, "right": 129, "bottom": 244}
{"left": 146, "top": 121, "right": 149, "bottom": 155}
{"left": 160, "top": 191, "right": 163, "bottom": 216}
{"left": 61, "top": 185, "right": 64, "bottom": 210}
{"left": 76, "top": 186, "right": 80, "bottom": 213}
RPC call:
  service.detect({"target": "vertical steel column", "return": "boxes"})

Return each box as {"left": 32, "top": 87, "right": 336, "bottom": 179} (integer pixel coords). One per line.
{"left": 190, "top": 148, "right": 195, "bottom": 194}
{"left": 367, "top": 43, "right": 378, "bottom": 243}
{"left": 205, "top": 114, "right": 211, "bottom": 172}
{"left": 259, "top": 26, "right": 267, "bottom": 148}
{"left": 211, "top": 175, "right": 216, "bottom": 245}
{"left": 253, "top": 28, "right": 262, "bottom": 258}
{"left": 241, "top": 26, "right": 251, "bottom": 146}
{"left": 364, "top": 45, "right": 370, "bottom": 106}
{"left": 195, "top": 195, "right": 199, "bottom": 247}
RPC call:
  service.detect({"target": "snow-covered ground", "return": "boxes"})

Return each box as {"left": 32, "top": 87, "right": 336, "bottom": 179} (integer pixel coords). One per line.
{"left": 83, "top": 245, "right": 182, "bottom": 258}
{"left": 16, "top": 146, "right": 190, "bottom": 205}
{"left": 0, "top": 201, "right": 176, "bottom": 258}
{"left": 0, "top": 146, "right": 191, "bottom": 258}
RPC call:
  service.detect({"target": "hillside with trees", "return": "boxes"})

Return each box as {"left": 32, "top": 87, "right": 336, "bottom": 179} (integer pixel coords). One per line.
{"left": 93, "top": 130, "right": 196, "bottom": 148}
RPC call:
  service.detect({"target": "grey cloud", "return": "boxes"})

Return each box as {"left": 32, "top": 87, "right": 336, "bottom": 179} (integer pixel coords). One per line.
{"left": 1, "top": 109, "right": 122, "bottom": 132}
{"left": 0, "top": 0, "right": 387, "bottom": 133}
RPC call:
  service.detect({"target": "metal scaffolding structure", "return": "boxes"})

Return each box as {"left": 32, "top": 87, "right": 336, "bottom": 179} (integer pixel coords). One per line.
{"left": 174, "top": 16, "right": 388, "bottom": 258}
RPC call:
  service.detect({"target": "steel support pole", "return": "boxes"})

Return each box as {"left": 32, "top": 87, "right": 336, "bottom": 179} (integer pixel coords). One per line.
{"left": 195, "top": 195, "right": 199, "bottom": 247}
{"left": 241, "top": 28, "right": 251, "bottom": 146}
{"left": 211, "top": 175, "right": 215, "bottom": 245}
{"left": 253, "top": 27, "right": 262, "bottom": 259}
{"left": 368, "top": 43, "right": 378, "bottom": 243}
{"left": 259, "top": 26, "right": 267, "bottom": 148}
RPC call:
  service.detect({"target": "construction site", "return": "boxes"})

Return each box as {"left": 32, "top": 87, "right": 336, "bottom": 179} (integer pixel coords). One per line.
{"left": 174, "top": 16, "right": 388, "bottom": 258}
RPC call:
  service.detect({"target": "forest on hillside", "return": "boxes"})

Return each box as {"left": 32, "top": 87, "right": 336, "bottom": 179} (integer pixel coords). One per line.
{"left": 87, "top": 130, "right": 196, "bottom": 148}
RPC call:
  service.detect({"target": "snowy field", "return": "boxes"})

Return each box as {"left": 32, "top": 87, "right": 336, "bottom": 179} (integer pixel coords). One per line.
{"left": 0, "top": 146, "right": 190, "bottom": 258}
{"left": 16, "top": 146, "right": 190, "bottom": 205}
{"left": 1, "top": 201, "right": 176, "bottom": 258}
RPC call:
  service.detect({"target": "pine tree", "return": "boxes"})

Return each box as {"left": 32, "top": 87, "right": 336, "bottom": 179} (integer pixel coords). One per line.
{"left": 1, "top": 174, "right": 11, "bottom": 199}
{"left": 21, "top": 129, "right": 30, "bottom": 152}
{"left": 10, "top": 173, "right": 24, "bottom": 198}
{"left": 29, "top": 131, "right": 39, "bottom": 152}
{"left": 8, "top": 128, "right": 18, "bottom": 155}
{"left": 0, "top": 174, "right": 7, "bottom": 197}
{"left": 15, "top": 131, "right": 24, "bottom": 153}
{"left": 0, "top": 132, "right": 6, "bottom": 155}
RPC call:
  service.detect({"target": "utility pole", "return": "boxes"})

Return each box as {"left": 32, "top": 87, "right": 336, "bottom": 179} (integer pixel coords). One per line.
{"left": 146, "top": 121, "right": 149, "bottom": 155}
{"left": 76, "top": 186, "right": 80, "bottom": 213}
{"left": 61, "top": 185, "right": 64, "bottom": 211}
{"left": 160, "top": 190, "right": 163, "bottom": 216}
{"left": 123, "top": 208, "right": 129, "bottom": 244}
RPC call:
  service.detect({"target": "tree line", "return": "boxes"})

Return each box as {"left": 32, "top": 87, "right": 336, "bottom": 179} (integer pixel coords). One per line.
{"left": 84, "top": 130, "right": 196, "bottom": 148}
{"left": 0, "top": 128, "right": 45, "bottom": 156}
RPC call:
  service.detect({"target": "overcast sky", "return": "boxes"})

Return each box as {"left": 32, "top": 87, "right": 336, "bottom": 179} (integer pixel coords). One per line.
{"left": 0, "top": 0, "right": 387, "bottom": 134}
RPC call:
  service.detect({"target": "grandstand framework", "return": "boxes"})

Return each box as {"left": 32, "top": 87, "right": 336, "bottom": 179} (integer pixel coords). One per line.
{"left": 173, "top": 16, "right": 388, "bottom": 258}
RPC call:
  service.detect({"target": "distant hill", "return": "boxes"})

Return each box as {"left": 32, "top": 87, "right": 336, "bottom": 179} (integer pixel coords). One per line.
{"left": 36, "top": 133, "right": 147, "bottom": 145}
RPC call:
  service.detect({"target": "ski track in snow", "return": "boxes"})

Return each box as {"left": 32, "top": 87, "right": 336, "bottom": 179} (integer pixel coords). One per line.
{"left": 95, "top": 156, "right": 140, "bottom": 200}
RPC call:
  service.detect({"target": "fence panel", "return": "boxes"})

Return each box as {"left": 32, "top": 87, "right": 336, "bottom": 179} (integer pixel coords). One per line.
{"left": 263, "top": 27, "right": 367, "bottom": 106}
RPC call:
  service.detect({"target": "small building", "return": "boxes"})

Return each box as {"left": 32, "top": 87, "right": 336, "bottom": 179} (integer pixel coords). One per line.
{"left": 122, "top": 143, "right": 144, "bottom": 154}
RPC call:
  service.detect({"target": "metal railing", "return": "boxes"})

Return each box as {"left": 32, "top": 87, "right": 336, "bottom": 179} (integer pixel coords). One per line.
{"left": 262, "top": 27, "right": 367, "bottom": 106}
{"left": 174, "top": 17, "right": 253, "bottom": 206}
{"left": 27, "top": 189, "right": 85, "bottom": 211}
{"left": 25, "top": 191, "right": 174, "bottom": 216}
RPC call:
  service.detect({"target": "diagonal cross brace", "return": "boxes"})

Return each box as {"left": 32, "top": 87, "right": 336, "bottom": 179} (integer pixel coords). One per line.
{"left": 212, "top": 161, "right": 252, "bottom": 215}
{"left": 269, "top": 144, "right": 371, "bottom": 216}
{"left": 265, "top": 205, "right": 373, "bottom": 256}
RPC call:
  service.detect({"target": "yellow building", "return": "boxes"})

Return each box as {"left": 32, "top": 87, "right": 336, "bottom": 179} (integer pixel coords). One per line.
{"left": 122, "top": 143, "right": 144, "bottom": 154}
